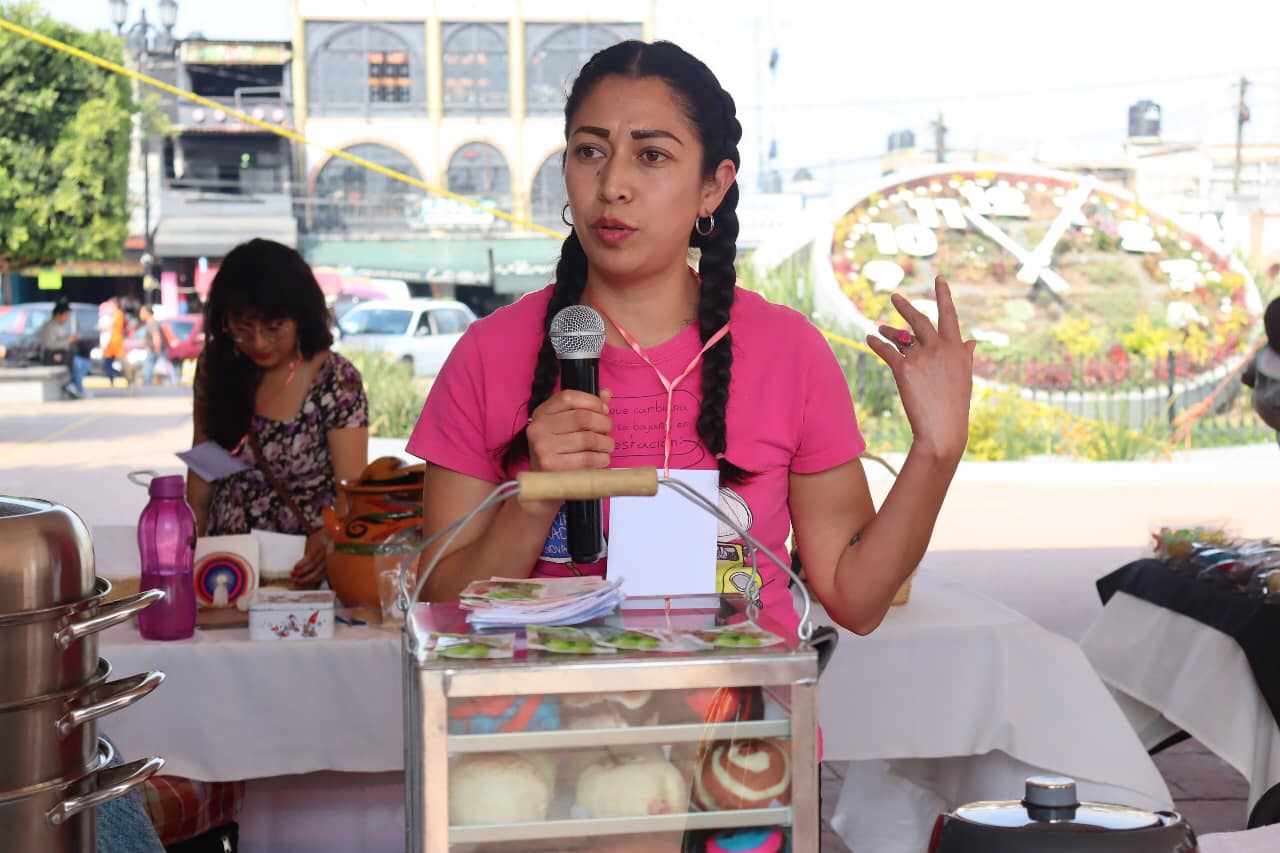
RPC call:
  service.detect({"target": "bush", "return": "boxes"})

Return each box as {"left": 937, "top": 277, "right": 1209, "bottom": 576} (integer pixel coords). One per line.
{"left": 345, "top": 350, "right": 432, "bottom": 438}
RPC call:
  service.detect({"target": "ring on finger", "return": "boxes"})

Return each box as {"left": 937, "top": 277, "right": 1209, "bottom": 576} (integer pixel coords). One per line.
{"left": 893, "top": 329, "right": 916, "bottom": 351}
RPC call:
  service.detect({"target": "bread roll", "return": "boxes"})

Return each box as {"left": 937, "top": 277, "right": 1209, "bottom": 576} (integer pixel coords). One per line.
{"left": 449, "top": 753, "right": 551, "bottom": 825}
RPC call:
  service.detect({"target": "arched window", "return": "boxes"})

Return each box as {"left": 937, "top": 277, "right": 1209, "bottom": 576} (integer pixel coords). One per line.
{"left": 311, "top": 143, "right": 425, "bottom": 234}
{"left": 530, "top": 150, "right": 567, "bottom": 231}
{"left": 446, "top": 142, "right": 511, "bottom": 230}
{"left": 525, "top": 23, "right": 642, "bottom": 115}
{"left": 441, "top": 22, "right": 509, "bottom": 115}
{"left": 306, "top": 22, "right": 426, "bottom": 116}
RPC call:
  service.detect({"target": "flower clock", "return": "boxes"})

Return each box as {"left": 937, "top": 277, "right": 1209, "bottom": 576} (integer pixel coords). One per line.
{"left": 825, "top": 164, "right": 1264, "bottom": 391}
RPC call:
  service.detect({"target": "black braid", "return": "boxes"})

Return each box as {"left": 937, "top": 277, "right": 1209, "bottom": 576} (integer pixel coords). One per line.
{"left": 690, "top": 84, "right": 750, "bottom": 484}
{"left": 500, "top": 230, "right": 589, "bottom": 472}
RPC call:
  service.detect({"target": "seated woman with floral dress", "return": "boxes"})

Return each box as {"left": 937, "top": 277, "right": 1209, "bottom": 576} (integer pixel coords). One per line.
{"left": 186, "top": 238, "right": 369, "bottom": 584}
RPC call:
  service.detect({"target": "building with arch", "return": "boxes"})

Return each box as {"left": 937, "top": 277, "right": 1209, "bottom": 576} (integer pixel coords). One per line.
{"left": 293, "top": 1, "right": 653, "bottom": 313}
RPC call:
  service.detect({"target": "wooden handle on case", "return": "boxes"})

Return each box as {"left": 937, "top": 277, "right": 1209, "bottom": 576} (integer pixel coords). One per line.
{"left": 517, "top": 468, "right": 660, "bottom": 502}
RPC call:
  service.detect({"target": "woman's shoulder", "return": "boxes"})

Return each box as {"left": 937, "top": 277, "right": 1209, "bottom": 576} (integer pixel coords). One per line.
{"left": 315, "top": 350, "right": 365, "bottom": 391}
{"left": 731, "top": 286, "right": 827, "bottom": 346}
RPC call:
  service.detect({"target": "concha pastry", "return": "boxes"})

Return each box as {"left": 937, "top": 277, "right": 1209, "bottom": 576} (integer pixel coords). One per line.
{"left": 575, "top": 753, "right": 689, "bottom": 818}
{"left": 692, "top": 738, "right": 791, "bottom": 811}
{"left": 449, "top": 753, "right": 551, "bottom": 825}
{"left": 562, "top": 744, "right": 666, "bottom": 790}
{"left": 562, "top": 691, "right": 660, "bottom": 729}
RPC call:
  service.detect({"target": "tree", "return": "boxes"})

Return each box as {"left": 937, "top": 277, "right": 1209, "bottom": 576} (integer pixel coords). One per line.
{"left": 0, "top": 2, "right": 133, "bottom": 272}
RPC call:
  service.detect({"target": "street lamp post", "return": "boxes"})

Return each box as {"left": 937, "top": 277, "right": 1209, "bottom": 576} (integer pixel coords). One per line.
{"left": 108, "top": 0, "right": 178, "bottom": 301}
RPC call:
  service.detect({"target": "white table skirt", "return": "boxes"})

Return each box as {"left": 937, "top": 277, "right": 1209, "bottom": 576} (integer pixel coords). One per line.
{"left": 817, "top": 579, "right": 1173, "bottom": 853}
{"left": 1081, "top": 590, "right": 1280, "bottom": 809}
{"left": 99, "top": 576, "right": 1169, "bottom": 853}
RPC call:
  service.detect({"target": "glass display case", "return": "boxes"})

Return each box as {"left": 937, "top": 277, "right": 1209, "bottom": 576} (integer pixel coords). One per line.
{"left": 403, "top": 596, "right": 820, "bottom": 852}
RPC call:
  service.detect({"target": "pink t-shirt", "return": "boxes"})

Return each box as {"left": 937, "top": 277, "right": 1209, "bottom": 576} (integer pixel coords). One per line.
{"left": 407, "top": 285, "right": 865, "bottom": 630}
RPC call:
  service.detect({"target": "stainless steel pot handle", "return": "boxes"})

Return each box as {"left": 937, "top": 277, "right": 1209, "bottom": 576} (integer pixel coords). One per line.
{"left": 54, "top": 588, "right": 165, "bottom": 649}
{"left": 46, "top": 755, "right": 164, "bottom": 826}
{"left": 57, "top": 671, "right": 164, "bottom": 736}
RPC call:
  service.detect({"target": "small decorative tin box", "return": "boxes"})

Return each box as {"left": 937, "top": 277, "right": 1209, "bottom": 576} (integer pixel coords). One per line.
{"left": 248, "top": 589, "right": 336, "bottom": 641}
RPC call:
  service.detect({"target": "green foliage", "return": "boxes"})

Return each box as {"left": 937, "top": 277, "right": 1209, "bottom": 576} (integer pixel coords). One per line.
{"left": 0, "top": 2, "right": 133, "bottom": 270}
{"left": 345, "top": 350, "right": 432, "bottom": 438}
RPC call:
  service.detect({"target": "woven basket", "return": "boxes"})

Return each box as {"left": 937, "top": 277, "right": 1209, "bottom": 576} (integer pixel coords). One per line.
{"left": 891, "top": 573, "right": 914, "bottom": 606}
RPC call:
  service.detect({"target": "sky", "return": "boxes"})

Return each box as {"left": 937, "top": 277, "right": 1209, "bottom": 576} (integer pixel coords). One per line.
{"left": 42, "top": 0, "right": 1280, "bottom": 192}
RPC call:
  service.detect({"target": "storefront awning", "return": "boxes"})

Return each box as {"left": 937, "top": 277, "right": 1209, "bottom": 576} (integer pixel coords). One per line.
{"left": 154, "top": 216, "right": 298, "bottom": 258}
{"left": 298, "top": 235, "right": 562, "bottom": 295}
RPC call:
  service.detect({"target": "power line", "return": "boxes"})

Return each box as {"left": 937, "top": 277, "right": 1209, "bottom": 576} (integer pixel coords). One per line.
{"left": 740, "top": 67, "right": 1280, "bottom": 112}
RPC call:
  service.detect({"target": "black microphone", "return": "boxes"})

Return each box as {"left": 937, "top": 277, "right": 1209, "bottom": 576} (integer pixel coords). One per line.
{"left": 549, "top": 305, "right": 608, "bottom": 564}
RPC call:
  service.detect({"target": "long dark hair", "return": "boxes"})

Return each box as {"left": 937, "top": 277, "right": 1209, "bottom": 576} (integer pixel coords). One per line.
{"left": 197, "top": 239, "right": 334, "bottom": 449}
{"left": 502, "top": 40, "right": 748, "bottom": 482}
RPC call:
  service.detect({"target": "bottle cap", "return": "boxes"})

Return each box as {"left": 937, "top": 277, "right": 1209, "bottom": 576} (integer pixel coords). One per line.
{"left": 148, "top": 474, "right": 186, "bottom": 498}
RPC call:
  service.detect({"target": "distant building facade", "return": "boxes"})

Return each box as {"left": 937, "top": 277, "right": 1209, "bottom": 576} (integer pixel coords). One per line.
{"left": 293, "top": 0, "right": 653, "bottom": 314}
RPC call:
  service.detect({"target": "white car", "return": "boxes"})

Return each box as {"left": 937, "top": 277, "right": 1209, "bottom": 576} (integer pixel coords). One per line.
{"left": 336, "top": 298, "right": 476, "bottom": 376}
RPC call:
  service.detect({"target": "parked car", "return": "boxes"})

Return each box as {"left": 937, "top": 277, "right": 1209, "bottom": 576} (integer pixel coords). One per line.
{"left": 0, "top": 301, "right": 99, "bottom": 364}
{"left": 335, "top": 298, "right": 476, "bottom": 376}
{"left": 161, "top": 314, "right": 206, "bottom": 366}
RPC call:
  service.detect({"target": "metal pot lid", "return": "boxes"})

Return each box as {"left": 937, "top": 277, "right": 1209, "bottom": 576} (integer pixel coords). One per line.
{"left": 0, "top": 497, "right": 97, "bottom": 613}
{"left": 952, "top": 777, "right": 1163, "bottom": 832}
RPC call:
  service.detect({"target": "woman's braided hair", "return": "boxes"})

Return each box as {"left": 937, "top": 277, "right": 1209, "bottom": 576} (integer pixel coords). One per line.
{"left": 502, "top": 40, "right": 749, "bottom": 483}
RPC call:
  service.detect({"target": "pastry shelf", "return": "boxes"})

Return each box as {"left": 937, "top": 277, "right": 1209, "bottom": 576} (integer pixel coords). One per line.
{"left": 446, "top": 719, "right": 792, "bottom": 753}
{"left": 449, "top": 806, "right": 792, "bottom": 844}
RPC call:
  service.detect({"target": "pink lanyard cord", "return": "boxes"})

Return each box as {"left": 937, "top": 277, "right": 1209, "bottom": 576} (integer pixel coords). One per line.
{"left": 231, "top": 358, "right": 300, "bottom": 456}
{"left": 592, "top": 303, "right": 729, "bottom": 475}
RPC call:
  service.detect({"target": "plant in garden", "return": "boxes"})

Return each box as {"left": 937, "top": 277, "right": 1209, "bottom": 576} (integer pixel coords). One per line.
{"left": 345, "top": 350, "right": 431, "bottom": 438}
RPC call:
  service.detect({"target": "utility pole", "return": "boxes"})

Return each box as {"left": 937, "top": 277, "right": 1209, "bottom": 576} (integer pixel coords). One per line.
{"left": 931, "top": 112, "right": 948, "bottom": 164}
{"left": 1233, "top": 75, "right": 1250, "bottom": 196}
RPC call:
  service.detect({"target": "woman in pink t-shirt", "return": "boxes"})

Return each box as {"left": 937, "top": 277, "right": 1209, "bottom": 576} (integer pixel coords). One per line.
{"left": 410, "top": 40, "right": 975, "bottom": 636}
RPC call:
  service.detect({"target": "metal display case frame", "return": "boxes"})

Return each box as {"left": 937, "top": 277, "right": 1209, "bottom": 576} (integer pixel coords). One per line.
{"left": 403, "top": 599, "right": 820, "bottom": 852}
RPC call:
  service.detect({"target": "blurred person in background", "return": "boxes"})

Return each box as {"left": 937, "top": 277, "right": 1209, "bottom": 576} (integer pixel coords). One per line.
{"left": 98, "top": 295, "right": 126, "bottom": 386}
{"left": 139, "top": 304, "right": 175, "bottom": 386}
{"left": 1242, "top": 297, "right": 1280, "bottom": 445}
{"left": 38, "top": 298, "right": 91, "bottom": 399}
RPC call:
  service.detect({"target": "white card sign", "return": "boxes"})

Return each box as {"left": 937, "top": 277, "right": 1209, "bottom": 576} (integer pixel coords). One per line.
{"left": 606, "top": 468, "right": 719, "bottom": 598}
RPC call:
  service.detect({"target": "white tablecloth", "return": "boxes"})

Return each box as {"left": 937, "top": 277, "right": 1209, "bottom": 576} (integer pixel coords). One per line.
{"left": 1081, "top": 590, "right": 1280, "bottom": 809}
{"left": 100, "top": 576, "right": 1169, "bottom": 852}
{"left": 817, "top": 578, "right": 1173, "bottom": 852}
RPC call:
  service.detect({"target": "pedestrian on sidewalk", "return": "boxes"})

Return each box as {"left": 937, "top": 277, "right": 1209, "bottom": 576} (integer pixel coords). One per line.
{"left": 99, "top": 296, "right": 126, "bottom": 386}
{"left": 38, "top": 299, "right": 91, "bottom": 399}
{"left": 140, "top": 305, "right": 175, "bottom": 386}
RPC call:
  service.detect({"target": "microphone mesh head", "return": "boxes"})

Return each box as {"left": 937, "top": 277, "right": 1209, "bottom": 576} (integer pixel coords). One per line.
{"left": 549, "top": 305, "right": 606, "bottom": 358}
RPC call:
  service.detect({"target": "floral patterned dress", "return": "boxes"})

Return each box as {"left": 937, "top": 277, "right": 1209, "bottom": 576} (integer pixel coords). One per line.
{"left": 208, "top": 352, "right": 369, "bottom": 536}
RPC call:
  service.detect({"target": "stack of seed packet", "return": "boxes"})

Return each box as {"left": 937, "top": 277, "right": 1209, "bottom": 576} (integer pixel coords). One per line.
{"left": 459, "top": 577, "right": 625, "bottom": 629}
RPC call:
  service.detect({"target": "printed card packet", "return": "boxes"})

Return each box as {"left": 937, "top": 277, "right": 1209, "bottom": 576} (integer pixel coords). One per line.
{"left": 526, "top": 626, "right": 617, "bottom": 655}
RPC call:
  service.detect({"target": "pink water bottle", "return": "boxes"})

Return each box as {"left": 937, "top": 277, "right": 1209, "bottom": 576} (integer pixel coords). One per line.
{"left": 137, "top": 474, "right": 197, "bottom": 640}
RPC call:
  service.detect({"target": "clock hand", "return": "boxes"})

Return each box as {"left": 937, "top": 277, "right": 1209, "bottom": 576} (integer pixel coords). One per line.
{"left": 963, "top": 207, "right": 1072, "bottom": 296}
{"left": 1017, "top": 176, "right": 1095, "bottom": 286}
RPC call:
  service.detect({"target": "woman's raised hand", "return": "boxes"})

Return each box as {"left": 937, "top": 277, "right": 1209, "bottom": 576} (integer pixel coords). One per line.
{"left": 526, "top": 389, "right": 614, "bottom": 473}
{"left": 866, "top": 275, "right": 977, "bottom": 465}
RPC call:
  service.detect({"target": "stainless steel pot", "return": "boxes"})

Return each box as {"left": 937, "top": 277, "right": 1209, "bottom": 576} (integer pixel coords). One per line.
{"left": 930, "top": 777, "right": 1198, "bottom": 853}
{"left": 0, "top": 659, "right": 163, "bottom": 792}
{"left": 0, "top": 578, "right": 163, "bottom": 704}
{"left": 0, "top": 737, "right": 162, "bottom": 853}
{"left": 0, "top": 496, "right": 97, "bottom": 612}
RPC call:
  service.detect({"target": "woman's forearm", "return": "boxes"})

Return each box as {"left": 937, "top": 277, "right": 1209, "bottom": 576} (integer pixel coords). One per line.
{"left": 828, "top": 444, "right": 960, "bottom": 633}
{"left": 420, "top": 498, "right": 560, "bottom": 601}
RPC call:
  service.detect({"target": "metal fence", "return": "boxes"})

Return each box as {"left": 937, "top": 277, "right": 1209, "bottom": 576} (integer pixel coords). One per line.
{"left": 843, "top": 348, "right": 1273, "bottom": 449}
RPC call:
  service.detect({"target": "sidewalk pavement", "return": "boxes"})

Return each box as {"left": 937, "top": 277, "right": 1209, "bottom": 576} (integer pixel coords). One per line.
{"left": 2, "top": 387, "right": 1272, "bottom": 838}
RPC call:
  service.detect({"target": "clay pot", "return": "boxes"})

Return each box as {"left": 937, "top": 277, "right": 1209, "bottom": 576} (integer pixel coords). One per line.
{"left": 324, "top": 457, "right": 424, "bottom": 608}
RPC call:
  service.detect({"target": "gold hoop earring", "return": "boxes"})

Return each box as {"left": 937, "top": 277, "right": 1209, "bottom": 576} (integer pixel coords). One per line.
{"left": 561, "top": 202, "right": 573, "bottom": 228}
{"left": 695, "top": 214, "right": 715, "bottom": 237}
